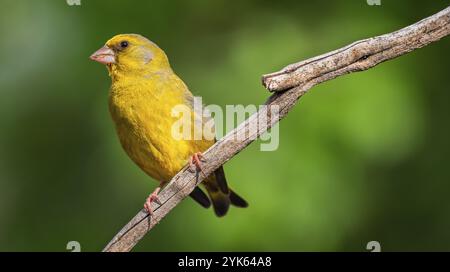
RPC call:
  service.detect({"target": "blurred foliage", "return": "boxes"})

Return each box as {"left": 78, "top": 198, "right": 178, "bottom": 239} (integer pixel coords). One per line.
{"left": 0, "top": 0, "right": 449, "bottom": 251}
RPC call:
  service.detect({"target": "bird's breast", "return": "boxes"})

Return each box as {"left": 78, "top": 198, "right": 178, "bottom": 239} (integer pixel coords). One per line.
{"left": 108, "top": 80, "right": 194, "bottom": 181}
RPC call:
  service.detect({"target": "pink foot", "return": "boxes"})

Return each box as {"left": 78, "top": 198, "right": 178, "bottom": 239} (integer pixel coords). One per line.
{"left": 189, "top": 152, "right": 207, "bottom": 177}
{"left": 144, "top": 187, "right": 161, "bottom": 216}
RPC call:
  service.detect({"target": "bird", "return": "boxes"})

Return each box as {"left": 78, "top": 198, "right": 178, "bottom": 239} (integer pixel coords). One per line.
{"left": 90, "top": 34, "right": 248, "bottom": 217}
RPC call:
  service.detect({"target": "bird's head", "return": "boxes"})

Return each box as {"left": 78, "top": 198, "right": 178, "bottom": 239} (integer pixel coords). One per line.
{"left": 90, "top": 34, "right": 170, "bottom": 78}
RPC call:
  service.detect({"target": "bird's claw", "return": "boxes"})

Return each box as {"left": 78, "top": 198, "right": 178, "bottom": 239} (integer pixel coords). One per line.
{"left": 144, "top": 187, "right": 162, "bottom": 215}
{"left": 189, "top": 152, "right": 207, "bottom": 177}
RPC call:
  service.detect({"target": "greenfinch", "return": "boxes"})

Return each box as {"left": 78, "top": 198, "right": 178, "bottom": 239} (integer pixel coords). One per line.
{"left": 90, "top": 34, "right": 247, "bottom": 216}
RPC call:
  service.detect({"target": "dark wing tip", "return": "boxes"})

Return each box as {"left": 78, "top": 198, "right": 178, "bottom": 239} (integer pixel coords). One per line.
{"left": 229, "top": 189, "right": 248, "bottom": 208}
{"left": 214, "top": 166, "right": 230, "bottom": 194}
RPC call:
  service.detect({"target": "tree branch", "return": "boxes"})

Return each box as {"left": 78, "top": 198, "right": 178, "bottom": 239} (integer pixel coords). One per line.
{"left": 103, "top": 6, "right": 450, "bottom": 252}
{"left": 262, "top": 7, "right": 450, "bottom": 92}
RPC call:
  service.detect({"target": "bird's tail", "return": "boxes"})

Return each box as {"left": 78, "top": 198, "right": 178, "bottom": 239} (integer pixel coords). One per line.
{"left": 203, "top": 166, "right": 248, "bottom": 217}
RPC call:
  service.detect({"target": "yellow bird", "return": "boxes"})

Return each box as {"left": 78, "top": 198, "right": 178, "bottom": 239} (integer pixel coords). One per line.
{"left": 90, "top": 34, "right": 247, "bottom": 216}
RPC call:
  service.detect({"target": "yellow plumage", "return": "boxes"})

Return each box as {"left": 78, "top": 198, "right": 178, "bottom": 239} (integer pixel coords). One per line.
{"left": 91, "top": 34, "right": 247, "bottom": 216}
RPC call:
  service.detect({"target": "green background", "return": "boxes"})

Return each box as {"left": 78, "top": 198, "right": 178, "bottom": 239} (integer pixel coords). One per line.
{"left": 0, "top": 0, "right": 449, "bottom": 252}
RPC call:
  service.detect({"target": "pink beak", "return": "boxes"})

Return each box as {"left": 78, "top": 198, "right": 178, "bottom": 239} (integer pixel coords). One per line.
{"left": 90, "top": 46, "right": 116, "bottom": 65}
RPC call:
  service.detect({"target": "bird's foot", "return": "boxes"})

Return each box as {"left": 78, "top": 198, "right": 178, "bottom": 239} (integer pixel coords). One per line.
{"left": 144, "top": 187, "right": 162, "bottom": 216}
{"left": 189, "top": 152, "right": 207, "bottom": 177}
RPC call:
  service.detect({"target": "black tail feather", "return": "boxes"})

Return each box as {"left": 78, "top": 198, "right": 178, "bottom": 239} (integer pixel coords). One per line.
{"left": 203, "top": 167, "right": 248, "bottom": 217}
{"left": 212, "top": 195, "right": 230, "bottom": 217}
{"left": 189, "top": 187, "right": 211, "bottom": 208}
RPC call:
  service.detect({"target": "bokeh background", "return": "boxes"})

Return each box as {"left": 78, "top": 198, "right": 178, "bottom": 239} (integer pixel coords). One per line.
{"left": 0, "top": 0, "right": 449, "bottom": 252}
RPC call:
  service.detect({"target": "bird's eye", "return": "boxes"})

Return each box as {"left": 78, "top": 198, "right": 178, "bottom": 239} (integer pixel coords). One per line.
{"left": 120, "top": 41, "right": 129, "bottom": 49}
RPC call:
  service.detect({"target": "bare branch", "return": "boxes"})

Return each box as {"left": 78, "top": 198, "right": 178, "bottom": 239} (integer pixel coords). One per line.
{"left": 262, "top": 6, "right": 450, "bottom": 92}
{"left": 103, "top": 6, "right": 450, "bottom": 252}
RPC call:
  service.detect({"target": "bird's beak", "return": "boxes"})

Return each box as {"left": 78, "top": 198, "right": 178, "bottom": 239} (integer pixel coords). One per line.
{"left": 90, "top": 46, "right": 116, "bottom": 65}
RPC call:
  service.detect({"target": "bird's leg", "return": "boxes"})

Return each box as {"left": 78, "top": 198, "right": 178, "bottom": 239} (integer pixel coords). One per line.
{"left": 189, "top": 152, "right": 207, "bottom": 177}
{"left": 144, "top": 186, "right": 162, "bottom": 216}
